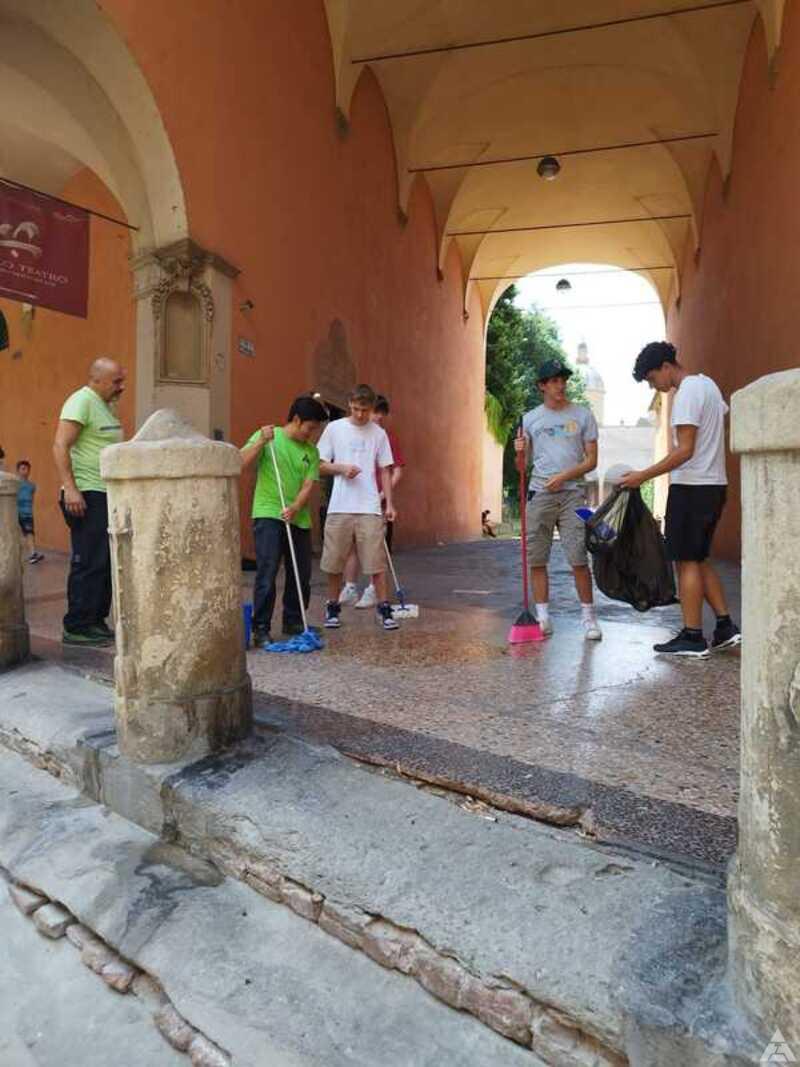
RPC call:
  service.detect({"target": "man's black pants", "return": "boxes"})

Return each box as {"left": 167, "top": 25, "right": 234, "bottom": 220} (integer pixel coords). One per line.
{"left": 253, "top": 518, "right": 311, "bottom": 634}
{"left": 60, "top": 490, "right": 112, "bottom": 633}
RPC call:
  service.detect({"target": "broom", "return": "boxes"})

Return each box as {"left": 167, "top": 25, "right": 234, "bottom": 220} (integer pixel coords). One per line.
{"left": 261, "top": 440, "right": 324, "bottom": 653}
{"left": 508, "top": 425, "right": 543, "bottom": 644}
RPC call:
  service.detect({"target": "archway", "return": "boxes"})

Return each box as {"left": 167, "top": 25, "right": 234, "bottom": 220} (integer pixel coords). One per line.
{"left": 482, "top": 263, "right": 667, "bottom": 522}
{"left": 0, "top": 0, "right": 237, "bottom": 461}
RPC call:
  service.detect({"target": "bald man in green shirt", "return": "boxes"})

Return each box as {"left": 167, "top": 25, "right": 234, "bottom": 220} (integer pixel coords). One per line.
{"left": 53, "top": 358, "right": 125, "bottom": 646}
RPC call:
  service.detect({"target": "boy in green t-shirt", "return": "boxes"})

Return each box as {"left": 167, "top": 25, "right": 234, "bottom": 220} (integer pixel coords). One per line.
{"left": 241, "top": 394, "right": 329, "bottom": 646}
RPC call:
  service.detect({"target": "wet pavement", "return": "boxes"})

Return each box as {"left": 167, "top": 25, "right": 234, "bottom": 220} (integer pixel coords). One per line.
{"left": 21, "top": 539, "right": 741, "bottom": 867}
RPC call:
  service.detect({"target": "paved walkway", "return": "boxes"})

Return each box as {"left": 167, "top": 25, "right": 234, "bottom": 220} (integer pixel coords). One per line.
{"left": 0, "top": 885, "right": 183, "bottom": 1067}
{"left": 22, "top": 538, "right": 741, "bottom": 866}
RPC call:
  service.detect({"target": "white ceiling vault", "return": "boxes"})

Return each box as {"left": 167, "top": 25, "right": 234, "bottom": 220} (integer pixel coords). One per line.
{"left": 325, "top": 0, "right": 785, "bottom": 319}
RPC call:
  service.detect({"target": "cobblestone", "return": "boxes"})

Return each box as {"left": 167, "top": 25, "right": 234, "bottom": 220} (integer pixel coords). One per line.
{"left": 32, "top": 901, "right": 74, "bottom": 939}
{"left": 8, "top": 882, "right": 47, "bottom": 916}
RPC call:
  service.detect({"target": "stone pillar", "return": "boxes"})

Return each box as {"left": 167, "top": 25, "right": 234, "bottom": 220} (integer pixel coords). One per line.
{"left": 729, "top": 369, "right": 800, "bottom": 1047}
{"left": 0, "top": 472, "right": 30, "bottom": 668}
{"left": 101, "top": 410, "right": 252, "bottom": 763}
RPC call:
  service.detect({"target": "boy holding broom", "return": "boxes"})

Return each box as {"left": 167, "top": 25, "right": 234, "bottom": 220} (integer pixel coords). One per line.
{"left": 241, "top": 394, "right": 329, "bottom": 647}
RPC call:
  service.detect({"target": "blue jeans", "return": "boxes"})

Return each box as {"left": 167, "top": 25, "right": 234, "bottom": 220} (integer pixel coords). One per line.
{"left": 253, "top": 518, "right": 311, "bottom": 633}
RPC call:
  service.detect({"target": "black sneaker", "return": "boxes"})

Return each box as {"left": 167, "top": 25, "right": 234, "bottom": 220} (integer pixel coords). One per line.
{"left": 89, "top": 621, "right": 115, "bottom": 640}
{"left": 252, "top": 626, "right": 271, "bottom": 648}
{"left": 376, "top": 601, "right": 399, "bottom": 631}
{"left": 282, "top": 621, "right": 304, "bottom": 637}
{"left": 324, "top": 601, "right": 342, "bottom": 629}
{"left": 653, "top": 629, "right": 709, "bottom": 658}
{"left": 711, "top": 620, "right": 741, "bottom": 652}
{"left": 28, "top": 552, "right": 44, "bottom": 564}
{"left": 63, "top": 629, "right": 113, "bottom": 647}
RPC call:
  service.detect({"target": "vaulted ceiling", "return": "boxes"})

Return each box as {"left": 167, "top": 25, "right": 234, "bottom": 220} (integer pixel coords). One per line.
{"left": 326, "top": 1, "right": 784, "bottom": 318}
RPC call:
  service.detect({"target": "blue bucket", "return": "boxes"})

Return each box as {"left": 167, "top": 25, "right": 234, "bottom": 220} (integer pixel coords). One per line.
{"left": 242, "top": 602, "right": 253, "bottom": 648}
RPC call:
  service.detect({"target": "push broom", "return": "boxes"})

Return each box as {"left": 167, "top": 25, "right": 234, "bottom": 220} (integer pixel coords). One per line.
{"left": 508, "top": 425, "right": 543, "bottom": 644}
{"left": 260, "top": 441, "right": 324, "bottom": 653}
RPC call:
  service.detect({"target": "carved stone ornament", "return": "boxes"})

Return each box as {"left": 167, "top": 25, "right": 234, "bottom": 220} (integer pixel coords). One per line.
{"left": 151, "top": 254, "right": 215, "bottom": 324}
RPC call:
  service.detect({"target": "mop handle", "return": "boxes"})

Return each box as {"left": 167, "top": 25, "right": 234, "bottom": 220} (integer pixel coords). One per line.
{"left": 383, "top": 537, "right": 401, "bottom": 596}
{"left": 269, "top": 438, "right": 309, "bottom": 634}
{"left": 517, "top": 426, "right": 530, "bottom": 613}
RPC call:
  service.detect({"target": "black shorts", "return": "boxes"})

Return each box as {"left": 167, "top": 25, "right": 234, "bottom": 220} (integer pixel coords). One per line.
{"left": 665, "top": 484, "right": 726, "bottom": 562}
{"left": 18, "top": 515, "right": 34, "bottom": 536}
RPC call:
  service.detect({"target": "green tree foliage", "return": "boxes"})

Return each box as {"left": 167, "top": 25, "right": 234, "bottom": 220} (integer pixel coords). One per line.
{"left": 485, "top": 286, "right": 588, "bottom": 501}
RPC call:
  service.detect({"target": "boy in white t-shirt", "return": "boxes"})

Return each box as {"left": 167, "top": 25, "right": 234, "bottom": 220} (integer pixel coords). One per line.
{"left": 317, "top": 384, "right": 399, "bottom": 631}
{"left": 620, "top": 342, "right": 740, "bottom": 658}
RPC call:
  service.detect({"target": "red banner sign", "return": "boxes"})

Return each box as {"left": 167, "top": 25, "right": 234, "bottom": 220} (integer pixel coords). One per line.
{"left": 0, "top": 182, "right": 89, "bottom": 318}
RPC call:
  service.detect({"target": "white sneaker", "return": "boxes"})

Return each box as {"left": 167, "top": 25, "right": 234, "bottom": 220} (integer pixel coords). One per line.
{"left": 339, "top": 582, "right": 359, "bottom": 606}
{"left": 355, "top": 584, "right": 377, "bottom": 609}
{"left": 539, "top": 617, "right": 553, "bottom": 637}
{"left": 582, "top": 617, "right": 602, "bottom": 641}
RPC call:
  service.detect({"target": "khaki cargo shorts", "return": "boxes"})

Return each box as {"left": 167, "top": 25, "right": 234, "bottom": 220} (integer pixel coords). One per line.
{"left": 321, "top": 513, "right": 386, "bottom": 575}
{"left": 526, "top": 487, "right": 588, "bottom": 567}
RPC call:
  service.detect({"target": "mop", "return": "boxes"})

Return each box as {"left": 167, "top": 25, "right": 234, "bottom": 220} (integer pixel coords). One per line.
{"left": 383, "top": 537, "right": 419, "bottom": 619}
{"left": 507, "top": 427, "right": 543, "bottom": 644}
{"left": 260, "top": 442, "right": 324, "bottom": 653}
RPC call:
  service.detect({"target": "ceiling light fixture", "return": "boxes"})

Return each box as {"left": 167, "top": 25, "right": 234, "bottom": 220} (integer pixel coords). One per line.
{"left": 537, "top": 155, "right": 561, "bottom": 180}
{"left": 556, "top": 278, "right": 572, "bottom": 292}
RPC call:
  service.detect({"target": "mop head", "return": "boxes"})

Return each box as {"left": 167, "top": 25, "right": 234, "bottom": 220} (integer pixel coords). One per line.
{"left": 507, "top": 609, "right": 543, "bottom": 644}
{"left": 262, "top": 629, "right": 324, "bottom": 654}
{"left": 392, "top": 604, "right": 419, "bottom": 619}
{"left": 391, "top": 586, "right": 419, "bottom": 619}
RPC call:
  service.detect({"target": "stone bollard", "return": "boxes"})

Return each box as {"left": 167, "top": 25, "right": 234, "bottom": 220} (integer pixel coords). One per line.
{"left": 0, "top": 472, "right": 30, "bottom": 668}
{"left": 729, "top": 369, "right": 800, "bottom": 1047}
{"left": 101, "top": 410, "right": 252, "bottom": 763}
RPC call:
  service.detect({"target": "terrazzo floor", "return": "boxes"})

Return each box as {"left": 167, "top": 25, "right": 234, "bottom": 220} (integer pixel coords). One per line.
{"left": 22, "top": 537, "right": 742, "bottom": 865}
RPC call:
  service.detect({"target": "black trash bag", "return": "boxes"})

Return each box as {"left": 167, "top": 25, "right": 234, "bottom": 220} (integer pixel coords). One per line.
{"left": 587, "top": 487, "right": 678, "bottom": 612}
{"left": 585, "top": 489, "right": 629, "bottom": 555}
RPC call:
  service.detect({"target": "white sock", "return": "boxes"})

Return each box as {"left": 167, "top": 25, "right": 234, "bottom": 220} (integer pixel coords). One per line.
{"left": 535, "top": 603, "right": 549, "bottom": 622}
{"left": 581, "top": 603, "right": 596, "bottom": 620}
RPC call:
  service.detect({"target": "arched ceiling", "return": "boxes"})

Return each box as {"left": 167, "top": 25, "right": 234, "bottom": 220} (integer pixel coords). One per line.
{"left": 326, "top": 1, "right": 781, "bottom": 318}
{"left": 0, "top": 0, "right": 187, "bottom": 249}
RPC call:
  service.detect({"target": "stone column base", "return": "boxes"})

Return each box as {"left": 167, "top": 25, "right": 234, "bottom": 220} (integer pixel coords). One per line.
{"left": 0, "top": 623, "right": 30, "bottom": 669}
{"left": 114, "top": 675, "right": 253, "bottom": 764}
{"left": 729, "top": 861, "right": 800, "bottom": 1048}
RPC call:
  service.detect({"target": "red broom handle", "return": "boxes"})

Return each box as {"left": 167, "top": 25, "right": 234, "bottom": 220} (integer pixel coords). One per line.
{"left": 516, "top": 426, "right": 530, "bottom": 612}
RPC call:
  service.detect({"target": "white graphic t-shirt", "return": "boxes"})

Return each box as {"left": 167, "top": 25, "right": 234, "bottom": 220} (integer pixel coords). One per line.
{"left": 670, "top": 374, "right": 728, "bottom": 486}
{"left": 317, "top": 418, "right": 394, "bottom": 514}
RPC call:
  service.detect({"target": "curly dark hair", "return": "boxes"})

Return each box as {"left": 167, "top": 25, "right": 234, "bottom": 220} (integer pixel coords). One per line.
{"left": 633, "top": 341, "right": 678, "bottom": 382}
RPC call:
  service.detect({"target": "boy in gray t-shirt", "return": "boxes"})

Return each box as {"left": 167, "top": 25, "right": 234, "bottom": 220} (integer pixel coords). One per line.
{"left": 515, "top": 359, "right": 601, "bottom": 640}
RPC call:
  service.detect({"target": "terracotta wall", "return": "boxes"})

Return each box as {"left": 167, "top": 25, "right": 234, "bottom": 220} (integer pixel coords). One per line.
{"left": 0, "top": 169, "right": 135, "bottom": 551}
{"left": 101, "top": 0, "right": 485, "bottom": 553}
{"left": 667, "top": 3, "right": 800, "bottom": 559}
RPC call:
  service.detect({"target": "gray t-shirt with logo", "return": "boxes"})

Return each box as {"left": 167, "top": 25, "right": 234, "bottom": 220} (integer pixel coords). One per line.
{"left": 522, "top": 403, "right": 598, "bottom": 491}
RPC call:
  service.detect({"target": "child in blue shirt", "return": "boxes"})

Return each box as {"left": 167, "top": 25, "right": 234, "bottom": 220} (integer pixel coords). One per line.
{"left": 16, "top": 460, "right": 44, "bottom": 563}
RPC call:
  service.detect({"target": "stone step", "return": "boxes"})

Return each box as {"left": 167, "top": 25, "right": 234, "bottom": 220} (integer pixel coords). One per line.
{"left": 0, "top": 661, "right": 760, "bottom": 1065}
{"left": 0, "top": 746, "right": 538, "bottom": 1067}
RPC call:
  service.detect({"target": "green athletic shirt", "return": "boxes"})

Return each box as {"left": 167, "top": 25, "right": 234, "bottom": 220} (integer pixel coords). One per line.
{"left": 244, "top": 426, "right": 320, "bottom": 528}
{"left": 59, "top": 386, "right": 123, "bottom": 492}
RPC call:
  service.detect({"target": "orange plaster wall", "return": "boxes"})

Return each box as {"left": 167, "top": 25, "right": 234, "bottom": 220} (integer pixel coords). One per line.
{"left": 0, "top": 169, "right": 135, "bottom": 551}
{"left": 667, "top": 5, "right": 800, "bottom": 559}
{"left": 99, "top": 0, "right": 485, "bottom": 551}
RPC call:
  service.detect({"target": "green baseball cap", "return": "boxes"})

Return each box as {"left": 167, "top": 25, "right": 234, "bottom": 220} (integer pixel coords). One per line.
{"left": 537, "top": 359, "right": 573, "bottom": 383}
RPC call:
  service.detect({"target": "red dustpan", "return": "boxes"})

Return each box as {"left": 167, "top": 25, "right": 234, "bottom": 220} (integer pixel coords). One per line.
{"left": 508, "top": 428, "right": 544, "bottom": 644}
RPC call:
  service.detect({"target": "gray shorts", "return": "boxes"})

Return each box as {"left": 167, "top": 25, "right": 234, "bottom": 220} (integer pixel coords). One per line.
{"left": 526, "top": 487, "right": 588, "bottom": 567}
